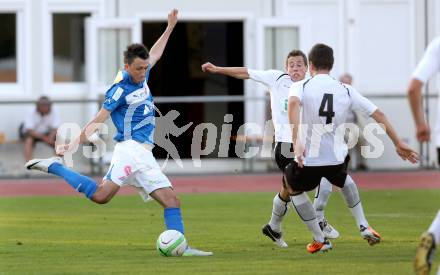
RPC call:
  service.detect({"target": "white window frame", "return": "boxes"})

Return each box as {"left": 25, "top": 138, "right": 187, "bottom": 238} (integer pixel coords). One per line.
{"left": 0, "top": 0, "right": 31, "bottom": 100}
{"left": 136, "top": 11, "right": 254, "bottom": 122}
{"left": 251, "top": 18, "right": 312, "bottom": 128}
{"left": 41, "top": 0, "right": 104, "bottom": 100}
{"left": 85, "top": 18, "right": 141, "bottom": 98}
{"left": 135, "top": 11, "right": 253, "bottom": 70}
{"left": 255, "top": 18, "right": 312, "bottom": 70}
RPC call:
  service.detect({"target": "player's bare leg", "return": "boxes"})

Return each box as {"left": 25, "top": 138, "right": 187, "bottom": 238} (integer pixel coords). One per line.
{"left": 90, "top": 180, "right": 120, "bottom": 204}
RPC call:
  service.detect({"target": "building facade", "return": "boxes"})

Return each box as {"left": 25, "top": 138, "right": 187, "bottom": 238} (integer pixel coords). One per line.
{"left": 0, "top": 0, "right": 439, "bottom": 172}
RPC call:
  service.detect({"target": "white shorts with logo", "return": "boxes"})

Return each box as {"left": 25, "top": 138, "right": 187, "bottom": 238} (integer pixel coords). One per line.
{"left": 103, "top": 140, "right": 172, "bottom": 200}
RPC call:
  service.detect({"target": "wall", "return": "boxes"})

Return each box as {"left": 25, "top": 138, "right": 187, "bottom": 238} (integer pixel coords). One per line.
{"left": 1, "top": 0, "right": 439, "bottom": 171}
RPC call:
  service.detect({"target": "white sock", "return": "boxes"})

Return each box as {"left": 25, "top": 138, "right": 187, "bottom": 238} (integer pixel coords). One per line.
{"left": 268, "top": 193, "right": 289, "bottom": 232}
{"left": 313, "top": 178, "right": 333, "bottom": 222}
{"left": 341, "top": 176, "right": 369, "bottom": 229}
{"left": 291, "top": 193, "right": 325, "bottom": 242}
{"left": 428, "top": 210, "right": 440, "bottom": 245}
{"left": 349, "top": 202, "right": 369, "bottom": 229}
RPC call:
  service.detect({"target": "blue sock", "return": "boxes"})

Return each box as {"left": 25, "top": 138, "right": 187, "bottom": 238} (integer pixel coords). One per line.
{"left": 164, "top": 208, "right": 184, "bottom": 234}
{"left": 48, "top": 163, "right": 98, "bottom": 199}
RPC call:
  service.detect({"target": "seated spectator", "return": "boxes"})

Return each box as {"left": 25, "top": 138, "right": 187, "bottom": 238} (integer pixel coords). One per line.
{"left": 21, "top": 96, "right": 60, "bottom": 161}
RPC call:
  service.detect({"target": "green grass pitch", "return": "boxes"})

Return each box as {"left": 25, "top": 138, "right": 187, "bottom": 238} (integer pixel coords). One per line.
{"left": 1, "top": 189, "right": 439, "bottom": 274}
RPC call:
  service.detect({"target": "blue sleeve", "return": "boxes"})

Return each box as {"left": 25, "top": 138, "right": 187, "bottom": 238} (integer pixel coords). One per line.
{"left": 103, "top": 85, "right": 125, "bottom": 112}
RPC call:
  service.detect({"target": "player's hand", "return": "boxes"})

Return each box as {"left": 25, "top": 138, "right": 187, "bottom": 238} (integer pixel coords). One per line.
{"left": 294, "top": 141, "right": 305, "bottom": 168}
{"left": 56, "top": 141, "right": 79, "bottom": 156}
{"left": 201, "top": 62, "right": 217, "bottom": 73}
{"left": 416, "top": 122, "right": 430, "bottom": 142}
{"left": 395, "top": 141, "right": 420, "bottom": 164}
{"left": 55, "top": 144, "right": 70, "bottom": 156}
{"left": 167, "top": 9, "right": 178, "bottom": 29}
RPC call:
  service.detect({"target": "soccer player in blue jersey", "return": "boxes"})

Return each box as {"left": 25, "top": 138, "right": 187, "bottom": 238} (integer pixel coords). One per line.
{"left": 25, "top": 9, "right": 212, "bottom": 257}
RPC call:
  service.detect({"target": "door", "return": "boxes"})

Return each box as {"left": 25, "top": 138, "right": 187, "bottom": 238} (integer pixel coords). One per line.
{"left": 84, "top": 18, "right": 141, "bottom": 156}
{"left": 252, "top": 18, "right": 311, "bottom": 140}
{"left": 86, "top": 18, "right": 141, "bottom": 97}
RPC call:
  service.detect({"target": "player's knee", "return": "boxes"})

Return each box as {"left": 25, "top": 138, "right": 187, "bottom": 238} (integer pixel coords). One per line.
{"left": 92, "top": 193, "right": 112, "bottom": 204}
{"left": 279, "top": 187, "right": 290, "bottom": 201}
{"left": 165, "top": 196, "right": 180, "bottom": 208}
{"left": 318, "top": 188, "right": 331, "bottom": 201}
{"left": 157, "top": 191, "right": 180, "bottom": 208}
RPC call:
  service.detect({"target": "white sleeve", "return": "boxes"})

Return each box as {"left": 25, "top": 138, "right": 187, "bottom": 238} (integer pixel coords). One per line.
{"left": 247, "top": 69, "right": 282, "bottom": 88}
{"left": 50, "top": 109, "right": 61, "bottom": 129}
{"left": 23, "top": 109, "right": 36, "bottom": 131}
{"left": 349, "top": 86, "right": 377, "bottom": 116}
{"left": 288, "top": 79, "right": 305, "bottom": 101}
{"left": 412, "top": 37, "right": 440, "bottom": 83}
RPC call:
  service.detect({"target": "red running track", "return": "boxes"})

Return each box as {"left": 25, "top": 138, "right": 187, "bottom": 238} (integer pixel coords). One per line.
{"left": 0, "top": 171, "right": 439, "bottom": 197}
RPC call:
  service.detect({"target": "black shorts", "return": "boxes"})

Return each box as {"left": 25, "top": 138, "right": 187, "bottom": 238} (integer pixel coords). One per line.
{"left": 284, "top": 156, "right": 350, "bottom": 192}
{"left": 274, "top": 142, "right": 294, "bottom": 171}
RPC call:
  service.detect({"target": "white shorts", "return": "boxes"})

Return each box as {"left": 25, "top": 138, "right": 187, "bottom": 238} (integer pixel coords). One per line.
{"left": 103, "top": 140, "right": 172, "bottom": 197}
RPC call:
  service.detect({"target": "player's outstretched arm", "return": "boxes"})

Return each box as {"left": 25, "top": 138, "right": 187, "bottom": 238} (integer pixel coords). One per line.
{"left": 407, "top": 78, "right": 430, "bottom": 142}
{"left": 371, "top": 109, "right": 419, "bottom": 163}
{"left": 201, "top": 62, "right": 250, "bottom": 79}
{"left": 149, "top": 9, "right": 178, "bottom": 67}
{"left": 56, "top": 108, "right": 110, "bottom": 156}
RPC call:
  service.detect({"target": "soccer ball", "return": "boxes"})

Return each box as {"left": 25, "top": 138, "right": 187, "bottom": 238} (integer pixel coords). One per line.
{"left": 156, "top": 230, "right": 188, "bottom": 257}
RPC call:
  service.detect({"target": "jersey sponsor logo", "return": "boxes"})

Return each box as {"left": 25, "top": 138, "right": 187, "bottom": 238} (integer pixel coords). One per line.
{"left": 125, "top": 88, "right": 148, "bottom": 104}
{"left": 281, "top": 99, "right": 288, "bottom": 113}
{"left": 112, "top": 87, "right": 124, "bottom": 101}
{"left": 275, "top": 78, "right": 292, "bottom": 91}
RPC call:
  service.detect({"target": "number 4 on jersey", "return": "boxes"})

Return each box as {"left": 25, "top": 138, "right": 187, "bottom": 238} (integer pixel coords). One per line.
{"left": 319, "top": 93, "right": 335, "bottom": 124}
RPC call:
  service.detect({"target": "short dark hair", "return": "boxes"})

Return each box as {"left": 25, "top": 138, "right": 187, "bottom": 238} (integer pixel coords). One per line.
{"left": 286, "top": 50, "right": 308, "bottom": 67}
{"left": 36, "top": 95, "right": 51, "bottom": 113}
{"left": 124, "top": 43, "right": 149, "bottom": 64}
{"left": 37, "top": 96, "right": 51, "bottom": 106}
{"left": 308, "top": 43, "right": 334, "bottom": 70}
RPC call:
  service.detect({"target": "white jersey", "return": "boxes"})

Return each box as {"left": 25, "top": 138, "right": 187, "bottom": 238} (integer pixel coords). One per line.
{"left": 248, "top": 69, "right": 294, "bottom": 143}
{"left": 412, "top": 37, "right": 440, "bottom": 83}
{"left": 23, "top": 108, "right": 60, "bottom": 134}
{"left": 289, "top": 74, "right": 377, "bottom": 166}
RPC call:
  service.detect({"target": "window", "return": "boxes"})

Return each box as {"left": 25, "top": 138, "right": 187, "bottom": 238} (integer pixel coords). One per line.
{"left": 52, "top": 13, "right": 90, "bottom": 82}
{"left": 142, "top": 21, "right": 244, "bottom": 97}
{"left": 143, "top": 21, "right": 245, "bottom": 159}
{"left": 264, "top": 27, "right": 299, "bottom": 70}
{"left": 97, "top": 28, "right": 131, "bottom": 85}
{"left": 154, "top": 102, "right": 244, "bottom": 159}
{"left": 0, "top": 13, "right": 16, "bottom": 82}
